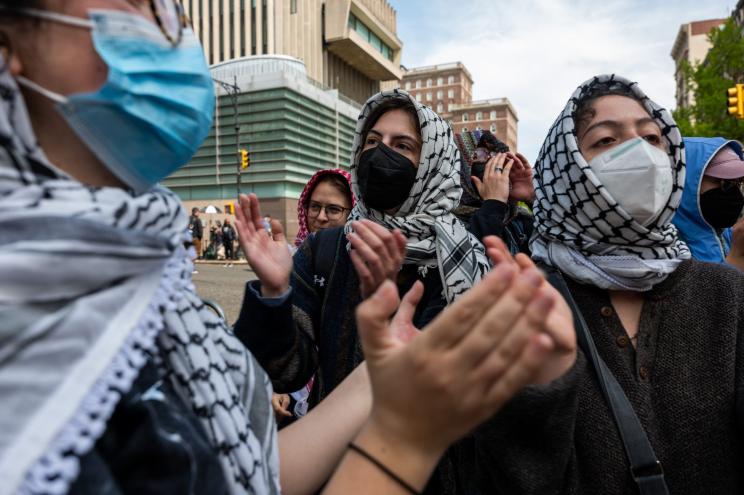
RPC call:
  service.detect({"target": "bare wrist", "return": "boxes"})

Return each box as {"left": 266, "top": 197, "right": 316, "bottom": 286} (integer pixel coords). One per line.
{"left": 352, "top": 418, "right": 444, "bottom": 492}
{"left": 261, "top": 282, "right": 290, "bottom": 298}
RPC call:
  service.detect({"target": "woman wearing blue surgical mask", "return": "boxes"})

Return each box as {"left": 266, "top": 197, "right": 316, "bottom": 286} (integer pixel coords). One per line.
{"left": 458, "top": 75, "right": 744, "bottom": 494}
{"left": 0, "top": 2, "right": 571, "bottom": 494}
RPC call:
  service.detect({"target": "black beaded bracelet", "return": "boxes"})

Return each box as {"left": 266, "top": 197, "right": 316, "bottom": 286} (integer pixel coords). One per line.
{"left": 348, "top": 443, "right": 421, "bottom": 495}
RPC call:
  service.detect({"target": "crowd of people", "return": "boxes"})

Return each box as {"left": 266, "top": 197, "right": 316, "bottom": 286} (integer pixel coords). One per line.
{"left": 2, "top": 1, "right": 744, "bottom": 495}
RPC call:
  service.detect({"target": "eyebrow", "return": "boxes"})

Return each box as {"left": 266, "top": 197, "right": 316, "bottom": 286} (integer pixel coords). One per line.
{"left": 580, "top": 117, "right": 659, "bottom": 139}
{"left": 368, "top": 129, "right": 422, "bottom": 145}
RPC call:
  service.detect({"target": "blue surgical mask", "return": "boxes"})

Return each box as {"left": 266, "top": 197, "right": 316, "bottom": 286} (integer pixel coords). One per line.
{"left": 16, "top": 9, "right": 215, "bottom": 194}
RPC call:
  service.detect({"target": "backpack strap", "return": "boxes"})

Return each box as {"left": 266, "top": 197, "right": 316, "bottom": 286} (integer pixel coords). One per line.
{"left": 309, "top": 227, "right": 343, "bottom": 295}
{"left": 542, "top": 265, "right": 669, "bottom": 495}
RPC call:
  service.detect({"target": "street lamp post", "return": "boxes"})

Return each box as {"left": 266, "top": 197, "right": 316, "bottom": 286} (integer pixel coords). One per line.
{"left": 212, "top": 76, "right": 242, "bottom": 198}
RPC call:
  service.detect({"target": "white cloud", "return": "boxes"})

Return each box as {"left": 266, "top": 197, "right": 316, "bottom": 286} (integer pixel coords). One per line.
{"left": 394, "top": 0, "right": 734, "bottom": 161}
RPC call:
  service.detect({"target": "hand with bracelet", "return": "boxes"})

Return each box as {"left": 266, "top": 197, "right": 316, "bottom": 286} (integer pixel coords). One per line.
{"left": 323, "top": 242, "right": 571, "bottom": 494}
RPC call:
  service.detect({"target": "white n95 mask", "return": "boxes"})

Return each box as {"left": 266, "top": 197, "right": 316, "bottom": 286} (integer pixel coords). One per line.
{"left": 588, "top": 137, "right": 673, "bottom": 226}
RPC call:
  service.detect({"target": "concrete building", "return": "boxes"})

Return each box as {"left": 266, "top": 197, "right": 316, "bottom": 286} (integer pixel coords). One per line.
{"left": 182, "top": 0, "right": 403, "bottom": 105}
{"left": 161, "top": 56, "right": 360, "bottom": 240}
{"left": 397, "top": 62, "right": 518, "bottom": 150}
{"left": 671, "top": 18, "right": 726, "bottom": 109}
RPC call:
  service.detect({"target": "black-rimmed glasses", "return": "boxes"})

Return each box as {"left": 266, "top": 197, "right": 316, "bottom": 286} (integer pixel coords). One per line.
{"left": 308, "top": 201, "right": 351, "bottom": 220}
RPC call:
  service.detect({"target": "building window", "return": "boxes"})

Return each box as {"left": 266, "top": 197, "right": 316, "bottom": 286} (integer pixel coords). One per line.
{"left": 426, "top": 78, "right": 432, "bottom": 87}
{"left": 426, "top": 92, "right": 432, "bottom": 101}
{"left": 437, "top": 77, "right": 443, "bottom": 86}
{"left": 436, "top": 90, "right": 443, "bottom": 99}
{"left": 448, "top": 89, "right": 454, "bottom": 98}
{"left": 490, "top": 124, "right": 496, "bottom": 132}
{"left": 437, "top": 103, "right": 443, "bottom": 113}
{"left": 476, "top": 111, "right": 483, "bottom": 121}
{"left": 416, "top": 80, "right": 421, "bottom": 89}
{"left": 463, "top": 113, "right": 469, "bottom": 122}
{"left": 448, "top": 103, "right": 452, "bottom": 111}
{"left": 291, "top": 0, "right": 297, "bottom": 14}
{"left": 405, "top": 81, "right": 411, "bottom": 90}
{"left": 348, "top": 12, "right": 395, "bottom": 60}
{"left": 490, "top": 110, "right": 497, "bottom": 120}
{"left": 448, "top": 75, "right": 454, "bottom": 84}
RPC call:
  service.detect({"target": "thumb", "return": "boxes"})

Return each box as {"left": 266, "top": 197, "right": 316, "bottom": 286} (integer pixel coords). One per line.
{"left": 270, "top": 219, "right": 286, "bottom": 243}
{"left": 356, "top": 280, "right": 400, "bottom": 359}
{"left": 391, "top": 281, "right": 423, "bottom": 343}
{"left": 471, "top": 176, "right": 483, "bottom": 192}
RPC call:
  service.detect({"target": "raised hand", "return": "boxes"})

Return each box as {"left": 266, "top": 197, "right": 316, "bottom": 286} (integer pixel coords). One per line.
{"left": 507, "top": 152, "right": 535, "bottom": 204}
{"left": 484, "top": 236, "right": 576, "bottom": 385}
{"left": 347, "top": 219, "right": 407, "bottom": 299}
{"left": 472, "top": 153, "right": 514, "bottom": 203}
{"left": 355, "top": 261, "right": 561, "bottom": 463}
{"left": 234, "top": 193, "right": 293, "bottom": 297}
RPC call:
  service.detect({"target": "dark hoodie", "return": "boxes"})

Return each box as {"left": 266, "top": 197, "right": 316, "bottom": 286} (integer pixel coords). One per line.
{"left": 672, "top": 137, "right": 739, "bottom": 263}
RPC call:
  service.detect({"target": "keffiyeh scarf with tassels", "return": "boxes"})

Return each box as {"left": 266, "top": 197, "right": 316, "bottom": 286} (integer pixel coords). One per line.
{"left": 344, "top": 89, "right": 490, "bottom": 302}
{"left": 0, "top": 71, "right": 279, "bottom": 494}
{"left": 530, "top": 74, "right": 691, "bottom": 291}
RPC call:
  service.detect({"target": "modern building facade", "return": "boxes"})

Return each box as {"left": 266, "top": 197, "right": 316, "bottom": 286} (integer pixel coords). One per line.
{"left": 671, "top": 18, "right": 726, "bottom": 109}
{"left": 181, "top": 0, "right": 403, "bottom": 105}
{"left": 162, "top": 56, "right": 360, "bottom": 240}
{"left": 397, "top": 62, "right": 518, "bottom": 151}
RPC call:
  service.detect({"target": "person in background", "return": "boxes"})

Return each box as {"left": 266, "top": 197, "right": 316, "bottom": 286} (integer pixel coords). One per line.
{"left": 272, "top": 168, "right": 355, "bottom": 423}
{"left": 673, "top": 137, "right": 744, "bottom": 270}
{"left": 222, "top": 218, "right": 236, "bottom": 265}
{"left": 0, "top": 2, "right": 574, "bottom": 495}
{"left": 294, "top": 168, "right": 354, "bottom": 247}
{"left": 188, "top": 206, "right": 203, "bottom": 259}
{"left": 454, "top": 131, "right": 535, "bottom": 254}
{"left": 461, "top": 74, "right": 744, "bottom": 494}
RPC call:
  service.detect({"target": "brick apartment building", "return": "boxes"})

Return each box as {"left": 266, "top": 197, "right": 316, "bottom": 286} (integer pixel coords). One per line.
{"left": 399, "top": 62, "right": 518, "bottom": 151}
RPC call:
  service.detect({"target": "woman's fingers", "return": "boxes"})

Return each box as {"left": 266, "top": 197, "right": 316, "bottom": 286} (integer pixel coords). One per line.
{"left": 419, "top": 262, "right": 517, "bottom": 350}
{"left": 456, "top": 268, "right": 544, "bottom": 366}
{"left": 472, "top": 290, "right": 555, "bottom": 387}
{"left": 353, "top": 220, "right": 399, "bottom": 273}
{"left": 483, "top": 332, "right": 554, "bottom": 410}
{"left": 391, "top": 281, "right": 424, "bottom": 333}
{"left": 350, "top": 249, "right": 376, "bottom": 291}
{"left": 270, "top": 218, "right": 286, "bottom": 243}
{"left": 236, "top": 194, "right": 257, "bottom": 236}
{"left": 356, "top": 280, "right": 401, "bottom": 360}
{"left": 484, "top": 236, "right": 518, "bottom": 267}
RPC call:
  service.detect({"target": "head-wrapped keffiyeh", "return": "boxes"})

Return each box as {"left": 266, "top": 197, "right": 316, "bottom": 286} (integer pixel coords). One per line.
{"left": 0, "top": 70, "right": 279, "bottom": 494}
{"left": 295, "top": 168, "right": 354, "bottom": 247}
{"left": 530, "top": 74, "right": 691, "bottom": 291}
{"left": 344, "top": 89, "right": 490, "bottom": 302}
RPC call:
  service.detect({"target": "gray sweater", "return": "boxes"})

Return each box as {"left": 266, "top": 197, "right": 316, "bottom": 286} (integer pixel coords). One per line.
{"left": 452, "top": 259, "right": 744, "bottom": 494}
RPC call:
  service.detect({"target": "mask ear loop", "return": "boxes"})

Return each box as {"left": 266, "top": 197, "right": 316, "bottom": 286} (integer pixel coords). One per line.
{"left": 4, "top": 7, "right": 94, "bottom": 30}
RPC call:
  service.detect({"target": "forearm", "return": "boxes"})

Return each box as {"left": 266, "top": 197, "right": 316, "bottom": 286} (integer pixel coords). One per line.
{"left": 322, "top": 420, "right": 443, "bottom": 495}
{"left": 233, "top": 280, "right": 318, "bottom": 392}
{"left": 279, "top": 363, "right": 373, "bottom": 495}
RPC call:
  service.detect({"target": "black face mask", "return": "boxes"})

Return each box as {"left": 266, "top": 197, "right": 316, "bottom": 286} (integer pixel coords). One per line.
{"left": 357, "top": 143, "right": 417, "bottom": 211}
{"left": 700, "top": 186, "right": 744, "bottom": 229}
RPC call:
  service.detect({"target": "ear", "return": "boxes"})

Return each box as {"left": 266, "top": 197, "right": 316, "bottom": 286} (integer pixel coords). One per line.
{"left": 0, "top": 31, "right": 22, "bottom": 77}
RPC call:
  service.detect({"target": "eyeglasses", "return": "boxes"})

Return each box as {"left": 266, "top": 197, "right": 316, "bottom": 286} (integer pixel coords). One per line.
{"left": 128, "top": 0, "right": 188, "bottom": 46}
{"left": 721, "top": 178, "right": 744, "bottom": 193}
{"left": 308, "top": 201, "right": 351, "bottom": 220}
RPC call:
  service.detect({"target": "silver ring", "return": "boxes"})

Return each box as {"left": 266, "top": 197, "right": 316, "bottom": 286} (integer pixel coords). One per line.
{"left": 495, "top": 167, "right": 504, "bottom": 173}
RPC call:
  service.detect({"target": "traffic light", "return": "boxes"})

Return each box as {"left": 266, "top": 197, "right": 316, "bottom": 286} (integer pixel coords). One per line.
{"left": 240, "top": 149, "right": 249, "bottom": 169}
{"left": 224, "top": 203, "right": 235, "bottom": 215}
{"left": 727, "top": 84, "right": 744, "bottom": 119}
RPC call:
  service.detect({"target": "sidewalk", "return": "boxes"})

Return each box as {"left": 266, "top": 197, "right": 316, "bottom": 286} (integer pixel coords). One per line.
{"left": 195, "top": 259, "right": 249, "bottom": 265}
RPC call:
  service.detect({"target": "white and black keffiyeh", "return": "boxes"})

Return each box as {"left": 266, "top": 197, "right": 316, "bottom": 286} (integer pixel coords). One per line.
{"left": 0, "top": 72, "right": 279, "bottom": 494}
{"left": 530, "top": 74, "right": 691, "bottom": 291}
{"left": 344, "top": 89, "right": 490, "bottom": 302}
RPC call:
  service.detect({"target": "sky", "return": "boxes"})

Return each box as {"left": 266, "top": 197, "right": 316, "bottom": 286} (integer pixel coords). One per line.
{"left": 390, "top": 0, "right": 735, "bottom": 161}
